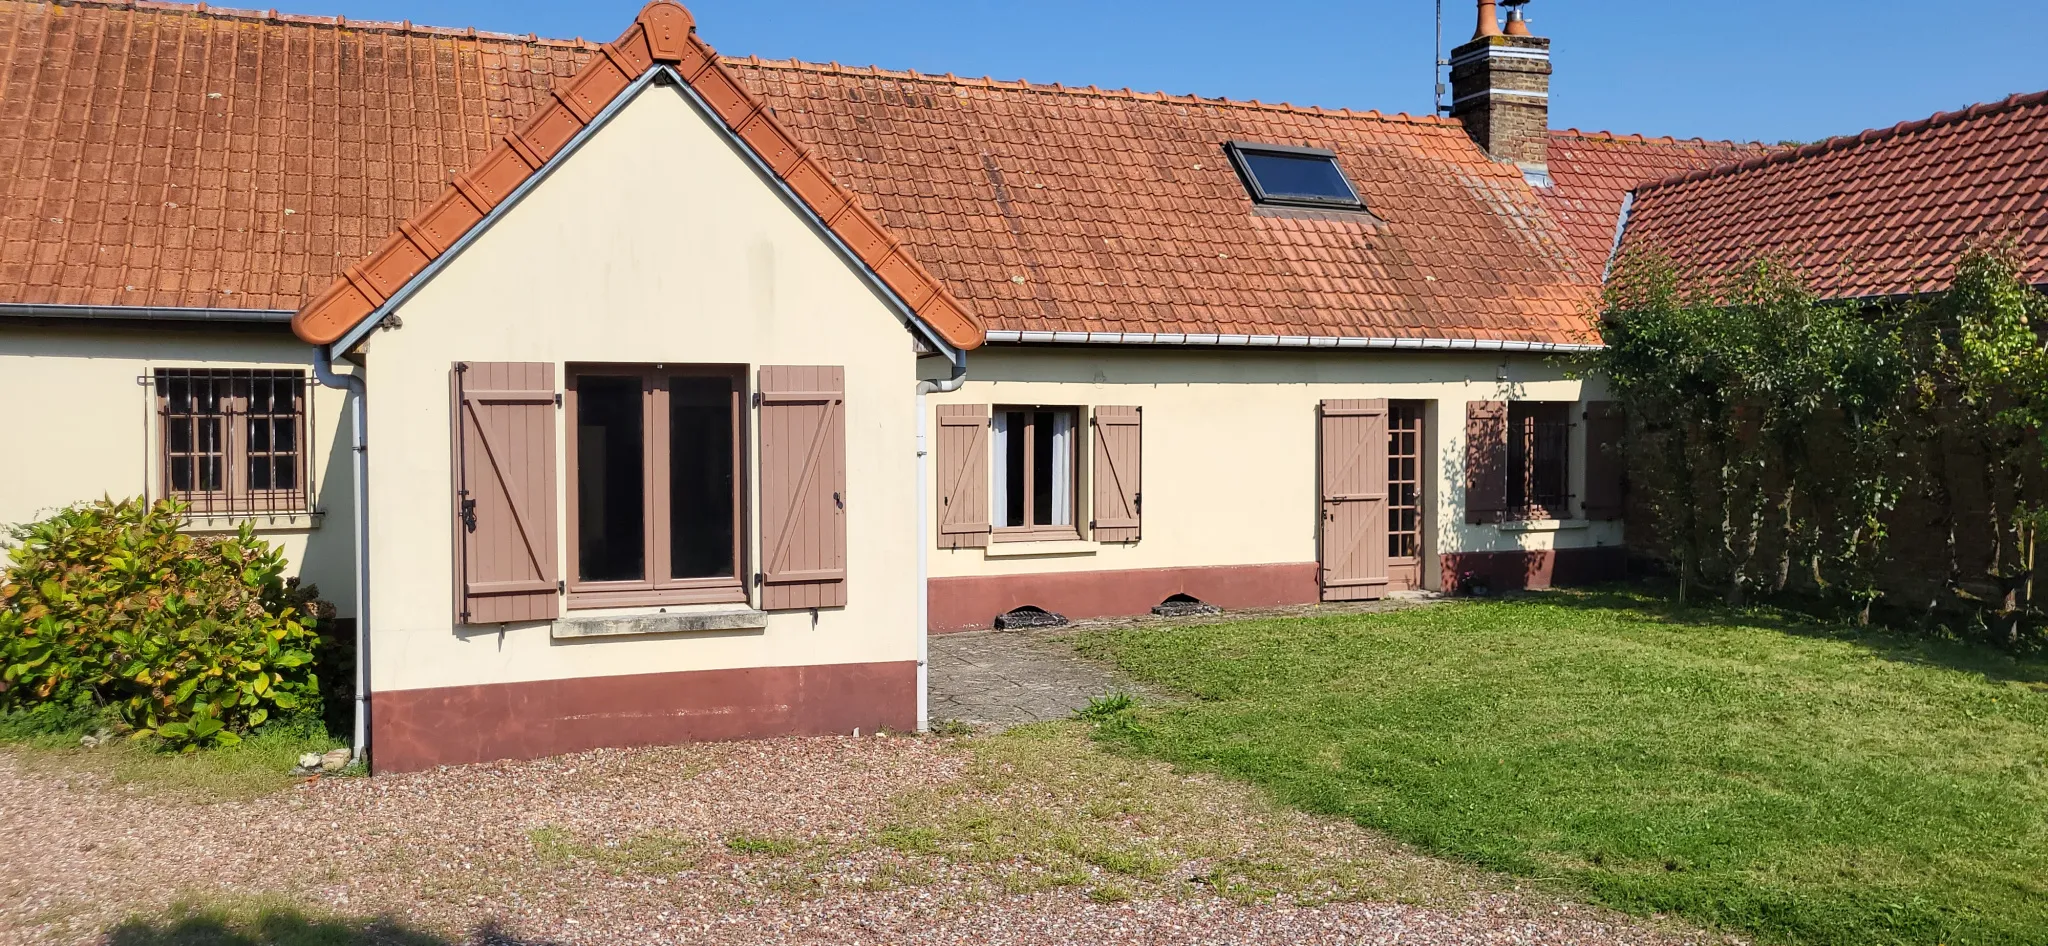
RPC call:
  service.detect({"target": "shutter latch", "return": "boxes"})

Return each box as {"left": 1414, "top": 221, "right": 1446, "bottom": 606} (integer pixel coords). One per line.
{"left": 458, "top": 491, "right": 477, "bottom": 533}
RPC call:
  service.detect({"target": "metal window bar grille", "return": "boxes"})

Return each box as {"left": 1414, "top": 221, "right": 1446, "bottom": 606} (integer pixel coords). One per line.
{"left": 1509, "top": 417, "right": 1573, "bottom": 518}
{"left": 1387, "top": 402, "right": 1423, "bottom": 559}
{"left": 143, "top": 369, "right": 311, "bottom": 517}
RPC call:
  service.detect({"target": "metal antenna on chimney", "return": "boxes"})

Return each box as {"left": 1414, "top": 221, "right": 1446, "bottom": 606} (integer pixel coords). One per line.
{"left": 1434, "top": 0, "right": 1448, "bottom": 114}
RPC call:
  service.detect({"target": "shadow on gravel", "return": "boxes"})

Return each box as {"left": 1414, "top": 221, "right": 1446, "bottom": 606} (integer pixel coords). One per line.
{"left": 105, "top": 909, "right": 560, "bottom": 946}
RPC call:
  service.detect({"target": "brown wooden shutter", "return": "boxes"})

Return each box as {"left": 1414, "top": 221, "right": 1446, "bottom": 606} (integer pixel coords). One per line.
{"left": 1465, "top": 400, "right": 1509, "bottom": 524}
{"left": 1091, "top": 405, "right": 1142, "bottom": 543}
{"left": 452, "top": 362, "right": 560, "bottom": 624}
{"left": 1583, "top": 400, "right": 1626, "bottom": 520}
{"left": 1319, "top": 399, "right": 1389, "bottom": 600}
{"left": 758, "top": 366, "right": 848, "bottom": 610}
{"left": 936, "top": 404, "right": 991, "bottom": 548}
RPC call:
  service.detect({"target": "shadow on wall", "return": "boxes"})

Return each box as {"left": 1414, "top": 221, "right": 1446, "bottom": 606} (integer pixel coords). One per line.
{"left": 103, "top": 905, "right": 564, "bottom": 946}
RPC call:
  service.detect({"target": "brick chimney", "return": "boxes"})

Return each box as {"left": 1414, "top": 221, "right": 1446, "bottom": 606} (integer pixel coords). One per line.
{"left": 1449, "top": 0, "right": 1552, "bottom": 185}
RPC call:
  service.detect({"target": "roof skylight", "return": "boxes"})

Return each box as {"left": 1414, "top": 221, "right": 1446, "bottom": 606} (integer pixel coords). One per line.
{"left": 1225, "top": 142, "right": 1364, "bottom": 209}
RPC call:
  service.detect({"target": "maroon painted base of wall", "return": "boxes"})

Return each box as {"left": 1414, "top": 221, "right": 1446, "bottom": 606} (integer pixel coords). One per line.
{"left": 929, "top": 562, "right": 1320, "bottom": 631}
{"left": 371, "top": 660, "right": 916, "bottom": 773}
{"left": 1439, "top": 546, "right": 1627, "bottom": 594}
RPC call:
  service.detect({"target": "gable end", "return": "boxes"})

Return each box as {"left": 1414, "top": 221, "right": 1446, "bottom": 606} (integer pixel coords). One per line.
{"left": 291, "top": 0, "right": 983, "bottom": 353}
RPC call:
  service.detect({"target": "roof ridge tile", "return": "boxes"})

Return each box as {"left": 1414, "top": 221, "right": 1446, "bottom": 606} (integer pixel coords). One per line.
{"left": 54, "top": 0, "right": 586, "bottom": 46}
{"left": 723, "top": 55, "right": 1461, "bottom": 126}
{"left": 1640, "top": 88, "right": 2048, "bottom": 193}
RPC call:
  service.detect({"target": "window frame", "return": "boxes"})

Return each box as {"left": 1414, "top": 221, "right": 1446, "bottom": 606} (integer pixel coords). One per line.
{"left": 153, "top": 368, "right": 311, "bottom": 516}
{"left": 1223, "top": 141, "right": 1367, "bottom": 210}
{"left": 1506, "top": 401, "right": 1574, "bottom": 521}
{"left": 564, "top": 364, "right": 749, "bottom": 609}
{"left": 991, "top": 405, "right": 1082, "bottom": 543}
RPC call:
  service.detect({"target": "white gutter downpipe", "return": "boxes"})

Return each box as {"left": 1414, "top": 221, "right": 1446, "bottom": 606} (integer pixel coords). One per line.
{"left": 913, "top": 348, "right": 969, "bottom": 733}
{"left": 312, "top": 346, "right": 370, "bottom": 765}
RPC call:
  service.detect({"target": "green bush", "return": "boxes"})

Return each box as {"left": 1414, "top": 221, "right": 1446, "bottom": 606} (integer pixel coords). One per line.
{"left": 0, "top": 498, "right": 326, "bottom": 750}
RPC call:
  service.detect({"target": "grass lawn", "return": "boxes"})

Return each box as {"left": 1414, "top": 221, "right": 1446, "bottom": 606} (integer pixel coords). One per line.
{"left": 1076, "top": 590, "right": 2048, "bottom": 946}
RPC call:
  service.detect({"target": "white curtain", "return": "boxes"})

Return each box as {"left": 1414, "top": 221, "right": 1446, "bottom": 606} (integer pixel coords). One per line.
{"left": 1049, "top": 412, "right": 1073, "bottom": 526}
{"left": 990, "top": 410, "right": 1010, "bottom": 527}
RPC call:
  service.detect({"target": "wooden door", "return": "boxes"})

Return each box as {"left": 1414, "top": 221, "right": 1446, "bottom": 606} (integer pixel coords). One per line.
{"left": 1319, "top": 399, "right": 1390, "bottom": 601}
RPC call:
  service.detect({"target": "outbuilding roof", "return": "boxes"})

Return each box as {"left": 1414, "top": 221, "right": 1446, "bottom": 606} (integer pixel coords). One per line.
{"left": 1539, "top": 130, "right": 1774, "bottom": 274}
{"left": 0, "top": 0, "right": 1762, "bottom": 348}
{"left": 1616, "top": 91, "right": 2048, "bottom": 298}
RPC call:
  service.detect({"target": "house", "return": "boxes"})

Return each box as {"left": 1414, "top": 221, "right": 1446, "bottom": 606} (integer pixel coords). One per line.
{"left": 0, "top": 0, "right": 1766, "bottom": 770}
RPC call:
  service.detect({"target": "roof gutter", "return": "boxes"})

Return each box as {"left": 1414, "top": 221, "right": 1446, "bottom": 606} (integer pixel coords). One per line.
{"left": 980, "top": 329, "right": 1602, "bottom": 353}
{"left": 0, "top": 303, "right": 295, "bottom": 323}
{"left": 1603, "top": 190, "right": 1637, "bottom": 282}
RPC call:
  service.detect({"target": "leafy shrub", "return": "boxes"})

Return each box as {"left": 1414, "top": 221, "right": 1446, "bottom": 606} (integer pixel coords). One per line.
{"left": 0, "top": 497, "right": 327, "bottom": 750}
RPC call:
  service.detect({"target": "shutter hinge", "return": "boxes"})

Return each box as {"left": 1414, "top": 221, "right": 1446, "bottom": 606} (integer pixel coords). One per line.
{"left": 752, "top": 391, "right": 762, "bottom": 408}
{"left": 1133, "top": 492, "right": 1142, "bottom": 513}
{"left": 557, "top": 580, "right": 566, "bottom": 596}
{"left": 555, "top": 393, "right": 563, "bottom": 408}
{"left": 753, "top": 572, "right": 764, "bottom": 586}
{"left": 458, "top": 491, "right": 477, "bottom": 533}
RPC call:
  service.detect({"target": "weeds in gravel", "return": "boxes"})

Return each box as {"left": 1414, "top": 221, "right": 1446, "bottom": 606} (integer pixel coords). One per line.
{"left": 528, "top": 825, "right": 698, "bottom": 874}
{"left": 871, "top": 721, "right": 1467, "bottom": 906}
{"left": 723, "top": 832, "right": 804, "bottom": 855}
{"left": 1086, "top": 884, "right": 1133, "bottom": 904}
{"left": 852, "top": 862, "right": 939, "bottom": 892}
{"left": 6, "top": 722, "right": 345, "bottom": 802}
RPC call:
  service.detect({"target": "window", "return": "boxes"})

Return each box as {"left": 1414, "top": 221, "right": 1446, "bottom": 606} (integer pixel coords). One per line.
{"left": 567, "top": 366, "right": 744, "bottom": 607}
{"left": 154, "top": 368, "right": 308, "bottom": 515}
{"left": 992, "top": 407, "right": 1078, "bottom": 540}
{"left": 1507, "top": 401, "right": 1572, "bottom": 519}
{"left": 1225, "top": 141, "right": 1365, "bottom": 209}
{"left": 1387, "top": 401, "right": 1423, "bottom": 561}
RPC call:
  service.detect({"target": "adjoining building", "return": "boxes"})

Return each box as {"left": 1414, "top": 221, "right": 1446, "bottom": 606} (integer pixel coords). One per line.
{"left": 0, "top": 0, "right": 1775, "bottom": 769}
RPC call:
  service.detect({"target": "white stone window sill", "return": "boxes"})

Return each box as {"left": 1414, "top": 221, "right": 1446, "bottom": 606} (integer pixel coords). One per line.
{"left": 552, "top": 608, "right": 768, "bottom": 640}
{"left": 1496, "top": 518, "right": 1590, "bottom": 533}
{"left": 984, "top": 539, "right": 1100, "bottom": 559}
{"left": 183, "top": 511, "right": 323, "bottom": 533}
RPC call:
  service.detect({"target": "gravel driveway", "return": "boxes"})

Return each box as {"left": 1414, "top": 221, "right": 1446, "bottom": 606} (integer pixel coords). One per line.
{"left": 0, "top": 729, "right": 1723, "bottom": 946}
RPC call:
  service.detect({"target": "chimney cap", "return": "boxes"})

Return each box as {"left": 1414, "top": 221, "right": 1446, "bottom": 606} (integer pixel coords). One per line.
{"left": 1504, "top": 0, "right": 1535, "bottom": 36}
{"left": 1473, "top": 0, "right": 1502, "bottom": 39}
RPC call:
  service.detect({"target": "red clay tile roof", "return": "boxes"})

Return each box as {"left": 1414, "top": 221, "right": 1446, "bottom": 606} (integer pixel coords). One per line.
{"left": 1541, "top": 130, "right": 1775, "bottom": 274}
{"left": 0, "top": 0, "right": 587, "bottom": 313}
{"left": 724, "top": 59, "right": 1598, "bottom": 345}
{"left": 1, "top": 0, "right": 1624, "bottom": 348}
{"left": 1617, "top": 91, "right": 2048, "bottom": 298}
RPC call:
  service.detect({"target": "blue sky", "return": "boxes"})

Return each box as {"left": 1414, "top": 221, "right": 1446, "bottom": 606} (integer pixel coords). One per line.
{"left": 319, "top": 0, "right": 2034, "bottom": 145}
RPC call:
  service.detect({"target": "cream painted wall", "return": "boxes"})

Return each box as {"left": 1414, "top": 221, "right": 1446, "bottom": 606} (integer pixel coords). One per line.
{"left": 364, "top": 80, "right": 924, "bottom": 694}
{"left": 0, "top": 325, "right": 357, "bottom": 614}
{"left": 929, "top": 346, "right": 1623, "bottom": 589}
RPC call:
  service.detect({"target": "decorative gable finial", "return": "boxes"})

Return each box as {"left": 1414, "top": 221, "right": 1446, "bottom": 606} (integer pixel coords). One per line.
{"left": 637, "top": 1, "right": 696, "bottom": 62}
